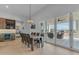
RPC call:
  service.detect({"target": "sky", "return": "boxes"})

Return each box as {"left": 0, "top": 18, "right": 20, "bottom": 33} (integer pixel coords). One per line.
{"left": 49, "top": 21, "right": 76, "bottom": 31}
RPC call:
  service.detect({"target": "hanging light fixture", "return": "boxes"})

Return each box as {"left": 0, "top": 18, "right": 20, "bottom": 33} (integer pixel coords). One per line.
{"left": 27, "top": 4, "right": 33, "bottom": 24}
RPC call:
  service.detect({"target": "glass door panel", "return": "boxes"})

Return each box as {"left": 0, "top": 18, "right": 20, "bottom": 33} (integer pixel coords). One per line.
{"left": 73, "top": 12, "right": 79, "bottom": 49}
{"left": 56, "top": 14, "right": 70, "bottom": 48}
{"left": 46, "top": 19, "right": 55, "bottom": 43}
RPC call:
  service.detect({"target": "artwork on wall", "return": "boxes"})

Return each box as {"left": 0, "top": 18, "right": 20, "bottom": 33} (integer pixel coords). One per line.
{"left": 22, "top": 27, "right": 24, "bottom": 29}
{"left": 31, "top": 24, "right": 36, "bottom": 29}
{"left": 40, "top": 22, "right": 43, "bottom": 26}
{"left": 40, "top": 22, "right": 45, "bottom": 33}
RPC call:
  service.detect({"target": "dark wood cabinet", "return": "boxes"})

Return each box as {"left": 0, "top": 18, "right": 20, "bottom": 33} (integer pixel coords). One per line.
{"left": 6, "top": 19, "right": 15, "bottom": 29}
{"left": 0, "top": 18, "right": 15, "bottom": 29}
{"left": 0, "top": 18, "right": 16, "bottom": 41}
{"left": 0, "top": 18, "right": 6, "bottom": 29}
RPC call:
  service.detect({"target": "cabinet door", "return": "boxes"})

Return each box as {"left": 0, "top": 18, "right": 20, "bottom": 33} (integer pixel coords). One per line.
{"left": 6, "top": 19, "right": 15, "bottom": 29}
{"left": 0, "top": 18, "right": 5, "bottom": 29}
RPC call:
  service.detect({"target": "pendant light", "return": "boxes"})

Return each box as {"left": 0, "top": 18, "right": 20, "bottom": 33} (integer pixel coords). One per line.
{"left": 27, "top": 4, "right": 33, "bottom": 24}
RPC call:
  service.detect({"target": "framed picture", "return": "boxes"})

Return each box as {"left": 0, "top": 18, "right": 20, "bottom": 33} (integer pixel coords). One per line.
{"left": 40, "top": 22, "right": 43, "bottom": 26}
{"left": 31, "top": 24, "right": 36, "bottom": 29}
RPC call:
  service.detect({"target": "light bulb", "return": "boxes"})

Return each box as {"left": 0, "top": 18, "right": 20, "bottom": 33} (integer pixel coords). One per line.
{"left": 5, "top": 5, "right": 9, "bottom": 8}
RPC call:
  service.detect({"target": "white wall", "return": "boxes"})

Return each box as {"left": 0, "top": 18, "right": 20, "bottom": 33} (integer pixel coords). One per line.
{"left": 23, "top": 22, "right": 30, "bottom": 34}
{"left": 0, "top": 12, "right": 22, "bottom": 21}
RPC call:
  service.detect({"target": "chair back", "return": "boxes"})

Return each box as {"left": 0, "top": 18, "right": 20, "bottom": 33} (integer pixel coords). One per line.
{"left": 40, "top": 33, "right": 44, "bottom": 37}
{"left": 37, "top": 33, "right": 39, "bottom": 36}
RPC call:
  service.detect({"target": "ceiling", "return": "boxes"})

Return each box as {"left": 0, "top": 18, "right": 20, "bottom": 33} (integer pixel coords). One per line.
{"left": 32, "top": 4, "right": 79, "bottom": 21}
{"left": 1, "top": 4, "right": 79, "bottom": 22}
{"left": 0, "top": 4, "right": 47, "bottom": 20}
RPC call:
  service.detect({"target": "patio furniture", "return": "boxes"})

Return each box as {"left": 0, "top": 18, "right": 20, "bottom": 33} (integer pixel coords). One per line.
{"left": 48, "top": 32, "right": 54, "bottom": 39}
{"left": 57, "top": 31, "right": 64, "bottom": 39}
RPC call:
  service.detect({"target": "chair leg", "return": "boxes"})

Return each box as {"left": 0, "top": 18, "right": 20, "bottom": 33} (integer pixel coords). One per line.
{"left": 37, "top": 40, "right": 40, "bottom": 48}
{"left": 31, "top": 43, "right": 34, "bottom": 51}
{"left": 41, "top": 41, "right": 44, "bottom": 48}
{"left": 31, "top": 38, "right": 34, "bottom": 51}
{"left": 40, "top": 38, "right": 44, "bottom": 48}
{"left": 21, "top": 39, "right": 24, "bottom": 44}
{"left": 27, "top": 43, "right": 30, "bottom": 48}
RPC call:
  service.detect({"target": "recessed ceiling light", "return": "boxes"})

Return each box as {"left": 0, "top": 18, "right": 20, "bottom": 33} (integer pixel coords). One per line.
{"left": 5, "top": 5, "right": 9, "bottom": 8}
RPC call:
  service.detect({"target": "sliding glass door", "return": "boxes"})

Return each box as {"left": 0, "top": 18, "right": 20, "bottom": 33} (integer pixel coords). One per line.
{"left": 73, "top": 11, "right": 79, "bottom": 50}
{"left": 45, "top": 11, "right": 79, "bottom": 51}
{"left": 46, "top": 19, "right": 55, "bottom": 43}
{"left": 56, "top": 14, "right": 70, "bottom": 48}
